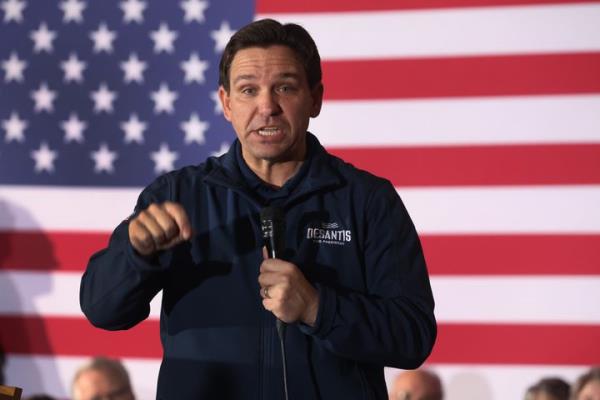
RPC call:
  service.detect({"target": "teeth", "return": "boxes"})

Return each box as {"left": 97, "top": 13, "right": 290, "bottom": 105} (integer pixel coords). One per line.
{"left": 258, "top": 127, "right": 280, "bottom": 136}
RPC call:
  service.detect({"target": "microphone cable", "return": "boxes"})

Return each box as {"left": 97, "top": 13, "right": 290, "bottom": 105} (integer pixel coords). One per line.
{"left": 276, "top": 319, "right": 289, "bottom": 400}
{"left": 260, "top": 206, "right": 289, "bottom": 400}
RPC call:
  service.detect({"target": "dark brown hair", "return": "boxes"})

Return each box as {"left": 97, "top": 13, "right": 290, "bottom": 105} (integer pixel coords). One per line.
{"left": 525, "top": 377, "right": 570, "bottom": 400}
{"left": 218, "top": 19, "right": 322, "bottom": 92}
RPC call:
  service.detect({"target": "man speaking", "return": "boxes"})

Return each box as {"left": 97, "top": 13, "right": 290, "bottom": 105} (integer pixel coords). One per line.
{"left": 80, "top": 18, "right": 436, "bottom": 400}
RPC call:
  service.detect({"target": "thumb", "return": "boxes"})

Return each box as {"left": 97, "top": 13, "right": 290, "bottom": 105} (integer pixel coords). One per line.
{"left": 262, "top": 246, "right": 268, "bottom": 260}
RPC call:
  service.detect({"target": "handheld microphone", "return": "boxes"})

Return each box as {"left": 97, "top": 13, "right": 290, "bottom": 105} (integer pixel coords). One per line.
{"left": 260, "top": 206, "right": 289, "bottom": 400}
{"left": 260, "top": 206, "right": 285, "bottom": 259}
{"left": 260, "top": 206, "right": 287, "bottom": 333}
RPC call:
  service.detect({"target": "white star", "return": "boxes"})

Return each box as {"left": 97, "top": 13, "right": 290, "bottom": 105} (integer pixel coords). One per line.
{"left": 181, "top": 52, "right": 208, "bottom": 84}
{"left": 210, "top": 21, "right": 235, "bottom": 53}
{"left": 30, "top": 22, "right": 57, "bottom": 53}
{"left": 120, "top": 113, "right": 146, "bottom": 144}
{"left": 90, "top": 83, "right": 117, "bottom": 113}
{"left": 150, "top": 83, "right": 178, "bottom": 114}
{"left": 2, "top": 52, "right": 27, "bottom": 82}
{"left": 149, "top": 22, "right": 177, "bottom": 53}
{"left": 210, "top": 142, "right": 229, "bottom": 157}
{"left": 2, "top": 111, "right": 27, "bottom": 143}
{"left": 31, "top": 142, "right": 57, "bottom": 173}
{"left": 151, "top": 143, "right": 178, "bottom": 174}
{"left": 210, "top": 90, "right": 222, "bottom": 114}
{"left": 2, "top": 0, "right": 26, "bottom": 23}
{"left": 61, "top": 53, "right": 86, "bottom": 83}
{"left": 120, "top": 53, "right": 147, "bottom": 84}
{"left": 91, "top": 143, "right": 118, "bottom": 173}
{"left": 61, "top": 113, "right": 86, "bottom": 143}
{"left": 59, "top": 0, "right": 85, "bottom": 23}
{"left": 180, "top": 0, "right": 208, "bottom": 23}
{"left": 31, "top": 82, "right": 57, "bottom": 113}
{"left": 181, "top": 113, "right": 208, "bottom": 145}
{"left": 90, "top": 22, "right": 117, "bottom": 53}
{"left": 119, "top": 0, "right": 146, "bottom": 24}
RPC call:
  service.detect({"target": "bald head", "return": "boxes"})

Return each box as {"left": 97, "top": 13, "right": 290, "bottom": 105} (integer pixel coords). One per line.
{"left": 390, "top": 370, "right": 443, "bottom": 400}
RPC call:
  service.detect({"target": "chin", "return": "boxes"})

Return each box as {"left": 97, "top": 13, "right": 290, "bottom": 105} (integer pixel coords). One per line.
{"left": 258, "top": 153, "right": 285, "bottom": 162}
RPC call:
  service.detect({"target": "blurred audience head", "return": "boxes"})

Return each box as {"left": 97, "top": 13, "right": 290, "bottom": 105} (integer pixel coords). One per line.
{"left": 24, "top": 395, "right": 57, "bottom": 400}
{"left": 71, "top": 357, "right": 135, "bottom": 400}
{"left": 525, "top": 377, "right": 570, "bottom": 400}
{"left": 572, "top": 367, "right": 600, "bottom": 400}
{"left": 390, "top": 369, "right": 443, "bottom": 400}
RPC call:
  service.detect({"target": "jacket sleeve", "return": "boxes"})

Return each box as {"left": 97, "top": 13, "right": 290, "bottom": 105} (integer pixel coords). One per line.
{"left": 300, "top": 180, "right": 437, "bottom": 368}
{"left": 79, "top": 179, "right": 172, "bottom": 331}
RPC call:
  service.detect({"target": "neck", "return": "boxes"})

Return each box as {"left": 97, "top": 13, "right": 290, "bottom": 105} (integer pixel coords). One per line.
{"left": 246, "top": 158, "right": 304, "bottom": 188}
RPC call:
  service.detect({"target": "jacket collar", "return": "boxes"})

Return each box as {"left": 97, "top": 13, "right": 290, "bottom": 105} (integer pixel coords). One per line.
{"left": 203, "top": 133, "right": 345, "bottom": 207}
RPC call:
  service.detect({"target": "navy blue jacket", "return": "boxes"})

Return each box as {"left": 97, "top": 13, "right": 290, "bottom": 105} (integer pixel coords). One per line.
{"left": 80, "top": 134, "right": 436, "bottom": 400}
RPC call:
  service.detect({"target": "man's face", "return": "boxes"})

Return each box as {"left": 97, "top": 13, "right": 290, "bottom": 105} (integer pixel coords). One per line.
{"left": 73, "top": 369, "right": 134, "bottom": 400}
{"left": 219, "top": 45, "right": 323, "bottom": 169}
{"left": 390, "top": 371, "right": 442, "bottom": 400}
{"left": 578, "top": 380, "right": 600, "bottom": 400}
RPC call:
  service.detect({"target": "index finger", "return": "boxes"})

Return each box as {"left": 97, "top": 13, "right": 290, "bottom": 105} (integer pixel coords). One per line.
{"left": 162, "top": 202, "right": 192, "bottom": 240}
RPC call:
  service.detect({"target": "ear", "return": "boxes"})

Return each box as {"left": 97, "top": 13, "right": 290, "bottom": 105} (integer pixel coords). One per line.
{"left": 218, "top": 86, "right": 232, "bottom": 122}
{"left": 310, "top": 83, "right": 324, "bottom": 118}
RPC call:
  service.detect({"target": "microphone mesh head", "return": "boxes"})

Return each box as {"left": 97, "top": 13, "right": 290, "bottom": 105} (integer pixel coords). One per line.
{"left": 260, "top": 207, "right": 284, "bottom": 241}
{"left": 260, "top": 206, "right": 284, "bottom": 224}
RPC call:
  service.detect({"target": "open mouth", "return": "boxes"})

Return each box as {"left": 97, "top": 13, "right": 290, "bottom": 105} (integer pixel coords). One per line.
{"left": 257, "top": 127, "right": 282, "bottom": 136}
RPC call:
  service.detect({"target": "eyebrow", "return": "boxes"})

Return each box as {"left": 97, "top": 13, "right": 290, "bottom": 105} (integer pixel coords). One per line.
{"left": 233, "top": 74, "right": 256, "bottom": 85}
{"left": 233, "top": 72, "right": 302, "bottom": 85}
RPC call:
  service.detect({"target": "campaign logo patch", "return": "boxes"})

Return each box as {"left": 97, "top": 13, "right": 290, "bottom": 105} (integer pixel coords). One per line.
{"left": 306, "top": 221, "right": 352, "bottom": 246}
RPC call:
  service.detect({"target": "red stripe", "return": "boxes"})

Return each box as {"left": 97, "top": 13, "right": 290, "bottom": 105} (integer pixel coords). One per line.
{"left": 327, "top": 144, "right": 600, "bottom": 186}
{"left": 0, "top": 316, "right": 161, "bottom": 359}
{"left": 422, "top": 234, "right": 600, "bottom": 275}
{"left": 257, "top": 0, "right": 600, "bottom": 13}
{"left": 322, "top": 53, "right": 600, "bottom": 100}
{"left": 0, "top": 231, "right": 108, "bottom": 271}
{"left": 3, "top": 317, "right": 598, "bottom": 364}
{"left": 430, "top": 323, "right": 600, "bottom": 364}
{"left": 2, "top": 232, "right": 600, "bottom": 275}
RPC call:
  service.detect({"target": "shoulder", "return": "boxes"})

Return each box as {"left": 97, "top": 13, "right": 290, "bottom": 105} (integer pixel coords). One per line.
{"left": 321, "top": 150, "right": 394, "bottom": 195}
{"left": 314, "top": 150, "right": 407, "bottom": 225}
{"left": 136, "top": 158, "right": 222, "bottom": 206}
{"left": 143, "top": 164, "right": 204, "bottom": 193}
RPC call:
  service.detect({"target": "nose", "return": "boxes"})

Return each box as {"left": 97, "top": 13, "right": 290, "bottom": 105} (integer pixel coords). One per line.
{"left": 257, "top": 90, "right": 282, "bottom": 117}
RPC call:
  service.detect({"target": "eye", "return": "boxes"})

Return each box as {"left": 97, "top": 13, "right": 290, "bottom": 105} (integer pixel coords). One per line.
{"left": 277, "top": 84, "right": 296, "bottom": 93}
{"left": 240, "top": 86, "right": 256, "bottom": 95}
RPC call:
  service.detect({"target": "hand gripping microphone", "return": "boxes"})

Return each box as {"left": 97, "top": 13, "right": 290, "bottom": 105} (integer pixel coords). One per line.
{"left": 260, "top": 206, "right": 286, "bottom": 336}
{"left": 260, "top": 206, "right": 289, "bottom": 400}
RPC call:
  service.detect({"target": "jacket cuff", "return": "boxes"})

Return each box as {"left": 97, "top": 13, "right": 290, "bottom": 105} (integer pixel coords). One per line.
{"left": 126, "top": 242, "right": 170, "bottom": 272}
{"left": 299, "top": 283, "right": 336, "bottom": 339}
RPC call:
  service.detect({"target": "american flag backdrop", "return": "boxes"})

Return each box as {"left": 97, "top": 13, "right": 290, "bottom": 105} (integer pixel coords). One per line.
{"left": 1, "top": 0, "right": 599, "bottom": 398}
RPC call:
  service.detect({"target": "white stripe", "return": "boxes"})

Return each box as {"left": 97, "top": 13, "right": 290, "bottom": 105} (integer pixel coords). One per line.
{"left": 385, "top": 364, "right": 590, "bottom": 400}
{"left": 0, "top": 271, "right": 162, "bottom": 319}
{"left": 399, "top": 185, "right": 600, "bottom": 233}
{"left": 432, "top": 276, "right": 600, "bottom": 324}
{"left": 258, "top": 4, "right": 600, "bottom": 59}
{"left": 3, "top": 272, "right": 599, "bottom": 324}
{"left": 4, "top": 354, "right": 159, "bottom": 399}
{"left": 2, "top": 185, "right": 600, "bottom": 233}
{"left": 313, "top": 95, "right": 600, "bottom": 147}
{"left": 0, "top": 185, "right": 139, "bottom": 231}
